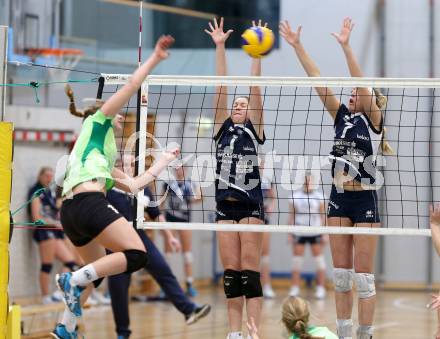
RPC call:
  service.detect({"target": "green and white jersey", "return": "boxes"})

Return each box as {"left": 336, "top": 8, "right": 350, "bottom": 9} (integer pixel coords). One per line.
{"left": 62, "top": 110, "right": 117, "bottom": 196}
{"left": 289, "top": 326, "right": 338, "bottom": 339}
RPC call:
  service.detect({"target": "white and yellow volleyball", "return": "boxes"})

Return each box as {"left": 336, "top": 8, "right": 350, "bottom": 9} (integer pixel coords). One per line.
{"left": 241, "top": 26, "right": 275, "bottom": 58}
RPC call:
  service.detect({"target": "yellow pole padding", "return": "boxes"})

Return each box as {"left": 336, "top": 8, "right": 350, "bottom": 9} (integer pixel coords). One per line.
{"left": 6, "top": 306, "right": 20, "bottom": 339}
{"left": 0, "top": 122, "right": 13, "bottom": 339}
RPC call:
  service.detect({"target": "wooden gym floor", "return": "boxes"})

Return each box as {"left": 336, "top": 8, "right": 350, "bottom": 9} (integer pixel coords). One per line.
{"left": 35, "top": 286, "right": 435, "bottom": 339}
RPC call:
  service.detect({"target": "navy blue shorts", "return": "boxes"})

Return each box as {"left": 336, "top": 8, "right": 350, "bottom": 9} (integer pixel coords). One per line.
{"left": 327, "top": 185, "right": 380, "bottom": 224}
{"left": 293, "top": 235, "right": 322, "bottom": 245}
{"left": 216, "top": 200, "right": 264, "bottom": 223}
{"left": 33, "top": 228, "right": 65, "bottom": 243}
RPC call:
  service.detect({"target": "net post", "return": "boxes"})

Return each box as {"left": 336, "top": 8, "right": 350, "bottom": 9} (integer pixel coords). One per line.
{"left": 135, "top": 82, "right": 149, "bottom": 227}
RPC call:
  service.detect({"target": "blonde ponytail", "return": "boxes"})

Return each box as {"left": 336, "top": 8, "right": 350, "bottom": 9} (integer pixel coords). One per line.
{"left": 372, "top": 88, "right": 394, "bottom": 155}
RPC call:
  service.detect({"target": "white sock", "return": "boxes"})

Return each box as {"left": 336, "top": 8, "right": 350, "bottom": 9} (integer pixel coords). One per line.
{"left": 337, "top": 318, "right": 353, "bottom": 338}
{"left": 70, "top": 264, "right": 98, "bottom": 287}
{"left": 186, "top": 277, "right": 194, "bottom": 284}
{"left": 227, "top": 332, "right": 243, "bottom": 339}
{"left": 61, "top": 309, "right": 77, "bottom": 332}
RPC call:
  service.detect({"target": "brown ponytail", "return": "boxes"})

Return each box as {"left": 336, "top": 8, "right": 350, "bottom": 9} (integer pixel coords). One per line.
{"left": 64, "top": 84, "right": 102, "bottom": 120}
{"left": 281, "top": 297, "right": 324, "bottom": 339}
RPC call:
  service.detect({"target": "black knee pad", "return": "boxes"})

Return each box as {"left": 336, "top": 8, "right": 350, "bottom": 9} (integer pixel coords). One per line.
{"left": 41, "top": 263, "right": 53, "bottom": 274}
{"left": 241, "top": 270, "right": 262, "bottom": 299}
{"left": 93, "top": 277, "right": 104, "bottom": 289}
{"left": 223, "top": 269, "right": 243, "bottom": 299}
{"left": 64, "top": 261, "right": 78, "bottom": 272}
{"left": 123, "top": 249, "right": 148, "bottom": 273}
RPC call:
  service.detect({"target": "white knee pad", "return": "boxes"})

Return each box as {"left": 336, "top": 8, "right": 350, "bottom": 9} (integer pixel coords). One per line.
{"left": 183, "top": 251, "right": 193, "bottom": 264}
{"left": 314, "top": 255, "right": 326, "bottom": 270}
{"left": 261, "top": 255, "right": 270, "bottom": 266}
{"left": 333, "top": 268, "right": 353, "bottom": 293}
{"left": 354, "top": 272, "right": 376, "bottom": 299}
{"left": 292, "top": 256, "right": 304, "bottom": 271}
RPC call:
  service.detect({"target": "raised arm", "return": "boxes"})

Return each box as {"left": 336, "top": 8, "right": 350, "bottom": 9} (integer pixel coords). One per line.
{"left": 279, "top": 21, "right": 340, "bottom": 119}
{"left": 205, "top": 17, "right": 234, "bottom": 132}
{"left": 248, "top": 20, "right": 265, "bottom": 139}
{"left": 101, "top": 35, "right": 174, "bottom": 118}
{"left": 332, "top": 17, "right": 382, "bottom": 128}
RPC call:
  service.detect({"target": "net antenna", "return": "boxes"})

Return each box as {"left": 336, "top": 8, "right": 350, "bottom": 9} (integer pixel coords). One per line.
{"left": 100, "top": 74, "right": 440, "bottom": 237}
{"left": 26, "top": 48, "right": 84, "bottom": 83}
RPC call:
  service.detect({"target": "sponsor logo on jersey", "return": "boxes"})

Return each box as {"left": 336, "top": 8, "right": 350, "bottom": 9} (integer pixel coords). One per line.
{"left": 365, "top": 210, "right": 374, "bottom": 218}
{"left": 328, "top": 200, "right": 339, "bottom": 210}
{"left": 216, "top": 210, "right": 226, "bottom": 216}
{"left": 243, "top": 146, "right": 255, "bottom": 152}
{"left": 357, "top": 134, "right": 370, "bottom": 141}
{"left": 252, "top": 209, "right": 260, "bottom": 216}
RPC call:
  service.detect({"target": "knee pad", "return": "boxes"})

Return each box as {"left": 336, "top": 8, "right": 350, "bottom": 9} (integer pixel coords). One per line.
{"left": 314, "top": 255, "right": 326, "bottom": 270}
{"left": 357, "top": 325, "right": 373, "bottom": 339}
{"left": 354, "top": 272, "right": 376, "bottom": 299}
{"left": 41, "top": 263, "right": 53, "bottom": 274}
{"left": 261, "top": 255, "right": 270, "bottom": 266}
{"left": 93, "top": 277, "right": 104, "bottom": 289}
{"left": 64, "top": 261, "right": 78, "bottom": 272}
{"left": 292, "top": 256, "right": 304, "bottom": 271}
{"left": 333, "top": 268, "right": 353, "bottom": 293}
{"left": 241, "top": 270, "right": 263, "bottom": 299}
{"left": 123, "top": 249, "right": 148, "bottom": 273}
{"left": 223, "top": 269, "right": 243, "bottom": 299}
{"left": 183, "top": 251, "right": 193, "bottom": 264}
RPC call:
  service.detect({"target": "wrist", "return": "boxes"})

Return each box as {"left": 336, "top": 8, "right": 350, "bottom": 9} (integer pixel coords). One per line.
{"left": 216, "top": 43, "right": 226, "bottom": 49}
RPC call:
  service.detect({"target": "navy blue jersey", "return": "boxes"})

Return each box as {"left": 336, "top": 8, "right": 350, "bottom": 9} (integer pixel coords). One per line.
{"left": 107, "top": 187, "right": 161, "bottom": 222}
{"left": 214, "top": 118, "right": 265, "bottom": 204}
{"left": 163, "top": 180, "right": 194, "bottom": 222}
{"left": 329, "top": 104, "right": 383, "bottom": 185}
{"left": 28, "top": 183, "right": 58, "bottom": 220}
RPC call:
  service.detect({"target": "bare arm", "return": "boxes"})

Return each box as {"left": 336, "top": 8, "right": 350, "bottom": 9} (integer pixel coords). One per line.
{"left": 248, "top": 23, "right": 264, "bottom": 139}
{"left": 30, "top": 198, "right": 59, "bottom": 226}
{"left": 431, "top": 204, "right": 440, "bottom": 256}
{"left": 101, "top": 35, "right": 174, "bottom": 118}
{"left": 288, "top": 203, "right": 296, "bottom": 226}
{"left": 205, "top": 17, "right": 234, "bottom": 133}
{"left": 112, "top": 148, "right": 180, "bottom": 194}
{"left": 279, "top": 21, "right": 340, "bottom": 119}
{"left": 332, "top": 17, "right": 382, "bottom": 128}
{"left": 320, "top": 202, "right": 326, "bottom": 226}
{"left": 265, "top": 185, "right": 276, "bottom": 214}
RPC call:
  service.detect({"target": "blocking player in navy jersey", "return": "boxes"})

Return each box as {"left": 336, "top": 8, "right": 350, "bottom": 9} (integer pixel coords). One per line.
{"left": 288, "top": 174, "right": 327, "bottom": 300}
{"left": 206, "top": 18, "right": 266, "bottom": 339}
{"left": 280, "top": 18, "right": 393, "bottom": 339}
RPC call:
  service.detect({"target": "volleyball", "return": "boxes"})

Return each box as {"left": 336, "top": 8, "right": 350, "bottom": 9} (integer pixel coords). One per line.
{"left": 241, "top": 26, "right": 275, "bottom": 58}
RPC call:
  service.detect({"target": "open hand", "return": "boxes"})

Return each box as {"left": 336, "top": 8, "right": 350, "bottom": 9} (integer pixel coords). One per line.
{"left": 205, "top": 17, "right": 233, "bottom": 46}
{"left": 331, "top": 17, "right": 354, "bottom": 46}
{"left": 279, "top": 20, "right": 302, "bottom": 48}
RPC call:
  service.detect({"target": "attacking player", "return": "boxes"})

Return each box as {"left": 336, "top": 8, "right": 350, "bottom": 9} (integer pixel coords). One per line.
{"left": 51, "top": 36, "right": 178, "bottom": 338}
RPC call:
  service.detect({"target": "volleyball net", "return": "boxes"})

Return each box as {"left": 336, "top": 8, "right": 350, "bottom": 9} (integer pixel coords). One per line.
{"left": 99, "top": 74, "right": 440, "bottom": 237}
